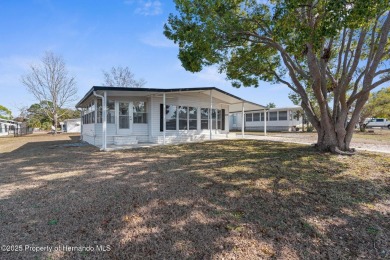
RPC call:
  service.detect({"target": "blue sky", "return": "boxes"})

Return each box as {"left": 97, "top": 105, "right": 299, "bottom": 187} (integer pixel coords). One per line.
{"left": 0, "top": 0, "right": 292, "bottom": 116}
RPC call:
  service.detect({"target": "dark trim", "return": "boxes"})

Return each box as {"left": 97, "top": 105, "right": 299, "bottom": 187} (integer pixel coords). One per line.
{"left": 222, "top": 109, "right": 225, "bottom": 130}
{"left": 160, "top": 104, "right": 163, "bottom": 132}
{"left": 76, "top": 86, "right": 265, "bottom": 109}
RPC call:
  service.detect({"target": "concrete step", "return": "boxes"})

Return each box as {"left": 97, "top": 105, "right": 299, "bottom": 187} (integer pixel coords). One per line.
{"left": 113, "top": 136, "right": 138, "bottom": 145}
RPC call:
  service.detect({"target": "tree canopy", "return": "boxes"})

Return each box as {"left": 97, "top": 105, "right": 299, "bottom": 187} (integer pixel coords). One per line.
{"left": 102, "top": 66, "right": 146, "bottom": 88}
{"left": 21, "top": 52, "right": 78, "bottom": 134}
{"left": 26, "top": 101, "right": 80, "bottom": 130}
{"left": 164, "top": 0, "right": 390, "bottom": 153}
{"left": 360, "top": 87, "right": 390, "bottom": 121}
{"left": 0, "top": 105, "right": 12, "bottom": 120}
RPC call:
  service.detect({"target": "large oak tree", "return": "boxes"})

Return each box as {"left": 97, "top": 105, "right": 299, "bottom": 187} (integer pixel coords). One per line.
{"left": 164, "top": 0, "right": 390, "bottom": 153}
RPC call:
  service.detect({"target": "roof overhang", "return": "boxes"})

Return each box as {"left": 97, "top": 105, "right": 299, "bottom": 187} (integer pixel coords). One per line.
{"left": 75, "top": 86, "right": 265, "bottom": 112}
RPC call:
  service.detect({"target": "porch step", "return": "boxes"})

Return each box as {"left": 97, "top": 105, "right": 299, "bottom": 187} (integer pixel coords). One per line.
{"left": 113, "top": 136, "right": 138, "bottom": 145}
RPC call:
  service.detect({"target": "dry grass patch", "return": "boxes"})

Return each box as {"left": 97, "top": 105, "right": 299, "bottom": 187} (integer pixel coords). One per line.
{"left": 0, "top": 135, "right": 389, "bottom": 259}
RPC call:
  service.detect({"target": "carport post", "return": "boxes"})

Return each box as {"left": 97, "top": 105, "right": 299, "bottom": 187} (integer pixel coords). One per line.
{"left": 210, "top": 90, "right": 213, "bottom": 140}
{"left": 163, "top": 93, "right": 166, "bottom": 145}
{"left": 103, "top": 91, "right": 107, "bottom": 150}
{"left": 241, "top": 102, "right": 245, "bottom": 138}
{"left": 264, "top": 109, "right": 267, "bottom": 136}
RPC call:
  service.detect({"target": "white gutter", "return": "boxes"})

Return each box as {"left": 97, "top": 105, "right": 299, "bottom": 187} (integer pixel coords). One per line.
{"left": 93, "top": 91, "right": 107, "bottom": 151}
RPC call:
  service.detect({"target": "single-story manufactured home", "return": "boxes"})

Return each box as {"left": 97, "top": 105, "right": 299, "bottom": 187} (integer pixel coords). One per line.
{"left": 0, "top": 119, "right": 20, "bottom": 136}
{"left": 63, "top": 118, "right": 81, "bottom": 133}
{"left": 76, "top": 86, "right": 265, "bottom": 150}
{"left": 230, "top": 106, "right": 303, "bottom": 132}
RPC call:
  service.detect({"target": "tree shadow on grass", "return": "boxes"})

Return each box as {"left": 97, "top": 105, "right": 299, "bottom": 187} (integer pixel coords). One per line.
{"left": 0, "top": 139, "right": 389, "bottom": 259}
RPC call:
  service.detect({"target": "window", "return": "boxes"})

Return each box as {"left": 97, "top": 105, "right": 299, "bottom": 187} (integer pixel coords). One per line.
{"left": 232, "top": 114, "right": 237, "bottom": 125}
{"left": 133, "top": 102, "right": 147, "bottom": 124}
{"left": 212, "top": 109, "right": 217, "bottom": 129}
{"left": 166, "top": 105, "right": 177, "bottom": 130}
{"left": 160, "top": 105, "right": 197, "bottom": 131}
{"left": 5, "top": 125, "right": 8, "bottom": 132}
{"left": 178, "top": 106, "right": 188, "bottom": 130}
{"left": 217, "top": 109, "right": 222, "bottom": 129}
{"left": 107, "top": 100, "right": 115, "bottom": 124}
{"left": 201, "top": 108, "right": 209, "bottom": 130}
{"left": 0, "top": 123, "right": 2, "bottom": 133}
{"left": 279, "top": 111, "right": 288, "bottom": 121}
{"left": 245, "top": 113, "right": 253, "bottom": 122}
{"left": 253, "top": 113, "right": 260, "bottom": 121}
{"left": 189, "top": 107, "right": 197, "bottom": 130}
{"left": 376, "top": 119, "right": 384, "bottom": 122}
{"left": 269, "top": 112, "right": 278, "bottom": 121}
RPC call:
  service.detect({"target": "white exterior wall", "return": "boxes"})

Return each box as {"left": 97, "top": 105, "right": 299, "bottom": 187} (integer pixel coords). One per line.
{"left": 82, "top": 123, "right": 95, "bottom": 144}
{"left": 0, "top": 122, "right": 15, "bottom": 136}
{"left": 65, "top": 119, "right": 81, "bottom": 133}
{"left": 230, "top": 108, "right": 303, "bottom": 132}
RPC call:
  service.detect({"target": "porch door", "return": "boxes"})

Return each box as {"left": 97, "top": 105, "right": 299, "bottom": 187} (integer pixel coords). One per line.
{"left": 117, "top": 101, "right": 133, "bottom": 134}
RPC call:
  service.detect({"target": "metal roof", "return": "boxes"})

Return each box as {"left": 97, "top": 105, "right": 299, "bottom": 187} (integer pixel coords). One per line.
{"left": 76, "top": 86, "right": 265, "bottom": 112}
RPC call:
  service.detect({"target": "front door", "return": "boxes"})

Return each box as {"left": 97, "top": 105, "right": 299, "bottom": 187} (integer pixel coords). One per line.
{"left": 117, "top": 101, "right": 133, "bottom": 134}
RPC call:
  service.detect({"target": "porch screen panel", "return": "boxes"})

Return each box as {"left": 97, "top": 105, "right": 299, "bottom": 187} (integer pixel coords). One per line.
{"left": 119, "top": 102, "right": 130, "bottom": 129}
{"left": 269, "top": 112, "right": 278, "bottom": 121}
{"left": 178, "top": 106, "right": 188, "bottom": 130}
{"left": 189, "top": 107, "right": 197, "bottom": 130}
{"left": 166, "top": 105, "right": 177, "bottom": 130}
{"left": 107, "top": 100, "right": 115, "bottom": 124}
{"left": 133, "top": 102, "right": 147, "bottom": 123}
{"left": 253, "top": 113, "right": 260, "bottom": 121}
{"left": 212, "top": 109, "right": 217, "bottom": 129}
{"left": 97, "top": 99, "right": 102, "bottom": 123}
{"left": 279, "top": 111, "right": 287, "bottom": 120}
{"left": 201, "top": 108, "right": 209, "bottom": 130}
{"left": 217, "top": 110, "right": 222, "bottom": 129}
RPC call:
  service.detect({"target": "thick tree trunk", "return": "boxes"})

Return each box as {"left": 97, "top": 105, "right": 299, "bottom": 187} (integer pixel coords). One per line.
{"left": 314, "top": 117, "right": 355, "bottom": 154}
{"left": 54, "top": 113, "right": 58, "bottom": 135}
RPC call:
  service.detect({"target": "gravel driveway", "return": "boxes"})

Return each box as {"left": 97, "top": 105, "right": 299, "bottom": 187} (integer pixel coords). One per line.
{"left": 242, "top": 130, "right": 390, "bottom": 154}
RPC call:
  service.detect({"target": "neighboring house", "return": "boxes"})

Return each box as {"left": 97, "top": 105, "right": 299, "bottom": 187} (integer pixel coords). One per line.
{"left": 0, "top": 119, "right": 19, "bottom": 136}
{"left": 64, "top": 118, "right": 81, "bottom": 133}
{"left": 76, "top": 86, "right": 265, "bottom": 149}
{"left": 230, "top": 106, "right": 303, "bottom": 132}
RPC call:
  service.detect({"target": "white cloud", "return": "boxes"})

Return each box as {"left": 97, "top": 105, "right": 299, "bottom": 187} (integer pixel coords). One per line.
{"left": 139, "top": 30, "right": 176, "bottom": 48}
{"left": 124, "top": 0, "right": 163, "bottom": 16}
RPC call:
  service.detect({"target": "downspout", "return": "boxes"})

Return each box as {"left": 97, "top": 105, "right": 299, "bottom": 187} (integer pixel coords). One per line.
{"left": 93, "top": 91, "right": 107, "bottom": 151}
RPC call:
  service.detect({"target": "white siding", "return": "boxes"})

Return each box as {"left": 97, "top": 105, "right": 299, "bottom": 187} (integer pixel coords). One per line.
{"left": 230, "top": 108, "right": 303, "bottom": 132}
{"left": 65, "top": 119, "right": 81, "bottom": 133}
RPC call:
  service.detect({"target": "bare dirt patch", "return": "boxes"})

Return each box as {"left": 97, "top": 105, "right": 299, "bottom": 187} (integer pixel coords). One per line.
{"left": 0, "top": 134, "right": 389, "bottom": 259}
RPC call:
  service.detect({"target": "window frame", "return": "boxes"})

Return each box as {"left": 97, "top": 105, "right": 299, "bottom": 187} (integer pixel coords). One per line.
{"left": 133, "top": 101, "right": 147, "bottom": 124}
